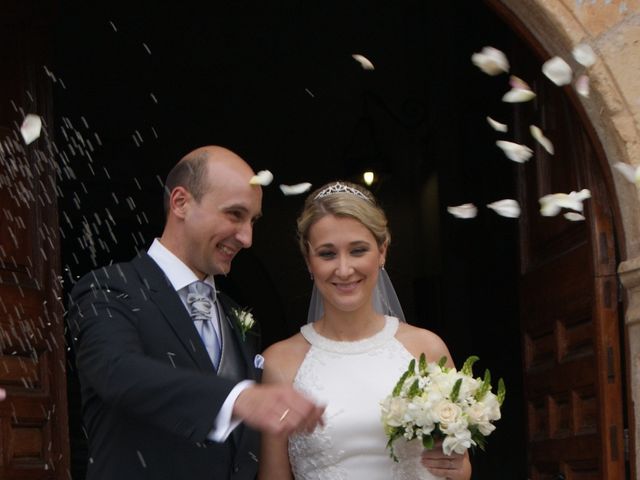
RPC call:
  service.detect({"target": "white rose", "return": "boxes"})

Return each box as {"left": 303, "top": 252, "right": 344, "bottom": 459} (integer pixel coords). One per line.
{"left": 433, "top": 400, "right": 463, "bottom": 427}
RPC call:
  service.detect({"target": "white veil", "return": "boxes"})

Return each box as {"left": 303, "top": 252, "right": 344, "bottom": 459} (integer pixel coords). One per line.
{"left": 306, "top": 267, "right": 406, "bottom": 323}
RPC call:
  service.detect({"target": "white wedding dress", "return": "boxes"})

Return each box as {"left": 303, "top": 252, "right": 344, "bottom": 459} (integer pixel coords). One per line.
{"left": 288, "top": 316, "right": 415, "bottom": 480}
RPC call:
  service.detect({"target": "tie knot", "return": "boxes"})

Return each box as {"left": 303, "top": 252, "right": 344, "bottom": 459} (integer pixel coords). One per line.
{"left": 187, "top": 281, "right": 216, "bottom": 321}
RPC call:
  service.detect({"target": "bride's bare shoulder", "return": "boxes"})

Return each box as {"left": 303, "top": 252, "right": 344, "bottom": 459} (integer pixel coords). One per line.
{"left": 395, "top": 322, "right": 452, "bottom": 364}
{"left": 261, "top": 333, "right": 311, "bottom": 383}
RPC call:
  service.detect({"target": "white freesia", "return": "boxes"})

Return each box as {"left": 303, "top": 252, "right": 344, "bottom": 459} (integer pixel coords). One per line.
{"left": 480, "top": 391, "right": 502, "bottom": 422}
{"left": 542, "top": 56, "right": 573, "bottom": 86}
{"left": 405, "top": 396, "right": 436, "bottom": 432}
{"left": 249, "top": 170, "right": 274, "bottom": 186}
{"left": 279, "top": 182, "right": 312, "bottom": 196}
{"left": 539, "top": 189, "right": 591, "bottom": 216}
{"left": 572, "top": 43, "right": 596, "bottom": 67}
{"left": 502, "top": 75, "right": 536, "bottom": 103}
{"left": 442, "top": 429, "right": 474, "bottom": 456}
{"left": 466, "top": 403, "right": 497, "bottom": 436}
{"left": 575, "top": 75, "right": 590, "bottom": 98}
{"left": 447, "top": 203, "right": 477, "bottom": 219}
{"left": 496, "top": 140, "right": 533, "bottom": 163}
{"left": 471, "top": 46, "right": 509, "bottom": 75}
{"left": 381, "top": 396, "right": 409, "bottom": 428}
{"left": 430, "top": 371, "right": 462, "bottom": 397}
{"left": 20, "top": 114, "right": 42, "bottom": 145}
{"left": 487, "top": 116, "right": 508, "bottom": 132}
{"left": 613, "top": 162, "right": 640, "bottom": 187}
{"left": 530, "top": 125, "right": 554, "bottom": 154}
{"left": 352, "top": 54, "right": 375, "bottom": 70}
{"left": 487, "top": 199, "right": 521, "bottom": 218}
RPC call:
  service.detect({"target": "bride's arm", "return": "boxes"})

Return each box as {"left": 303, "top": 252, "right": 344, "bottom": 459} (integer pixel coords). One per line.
{"left": 257, "top": 343, "right": 300, "bottom": 480}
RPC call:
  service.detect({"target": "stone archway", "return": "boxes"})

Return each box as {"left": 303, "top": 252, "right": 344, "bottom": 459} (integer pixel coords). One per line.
{"left": 488, "top": 0, "right": 640, "bottom": 474}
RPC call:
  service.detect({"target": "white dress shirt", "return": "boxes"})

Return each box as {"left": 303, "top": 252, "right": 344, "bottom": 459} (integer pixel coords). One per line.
{"left": 148, "top": 238, "right": 253, "bottom": 442}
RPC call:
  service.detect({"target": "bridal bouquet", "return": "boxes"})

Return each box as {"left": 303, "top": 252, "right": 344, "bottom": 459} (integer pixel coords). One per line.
{"left": 380, "top": 354, "right": 505, "bottom": 462}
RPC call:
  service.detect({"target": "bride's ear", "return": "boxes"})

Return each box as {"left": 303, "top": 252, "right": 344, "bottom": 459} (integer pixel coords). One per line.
{"left": 379, "top": 241, "right": 388, "bottom": 266}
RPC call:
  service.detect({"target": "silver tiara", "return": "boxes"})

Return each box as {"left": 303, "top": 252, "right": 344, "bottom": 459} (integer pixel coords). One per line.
{"left": 313, "top": 182, "right": 370, "bottom": 201}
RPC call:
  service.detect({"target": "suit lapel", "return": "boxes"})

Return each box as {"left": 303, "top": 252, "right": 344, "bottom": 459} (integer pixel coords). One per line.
{"left": 131, "top": 252, "right": 215, "bottom": 372}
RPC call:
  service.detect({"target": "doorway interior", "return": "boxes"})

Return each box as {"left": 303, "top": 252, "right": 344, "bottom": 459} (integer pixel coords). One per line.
{"left": 52, "top": 1, "right": 626, "bottom": 478}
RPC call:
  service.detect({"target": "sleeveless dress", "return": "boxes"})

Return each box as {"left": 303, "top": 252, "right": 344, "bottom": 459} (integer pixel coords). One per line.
{"left": 288, "top": 316, "right": 415, "bottom": 480}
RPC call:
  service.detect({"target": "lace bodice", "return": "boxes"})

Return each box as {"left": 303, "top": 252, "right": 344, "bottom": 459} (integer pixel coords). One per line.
{"left": 288, "top": 316, "right": 414, "bottom": 480}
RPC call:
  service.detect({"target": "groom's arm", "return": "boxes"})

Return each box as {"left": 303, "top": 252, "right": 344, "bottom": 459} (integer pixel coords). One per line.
{"left": 68, "top": 273, "right": 238, "bottom": 442}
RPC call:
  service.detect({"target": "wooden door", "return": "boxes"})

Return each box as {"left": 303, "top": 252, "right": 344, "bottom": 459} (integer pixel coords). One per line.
{"left": 514, "top": 47, "right": 626, "bottom": 479}
{"left": 0, "top": 1, "right": 70, "bottom": 478}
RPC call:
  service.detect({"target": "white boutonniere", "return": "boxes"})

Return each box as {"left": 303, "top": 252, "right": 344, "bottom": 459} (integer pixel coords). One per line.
{"left": 231, "top": 307, "right": 255, "bottom": 340}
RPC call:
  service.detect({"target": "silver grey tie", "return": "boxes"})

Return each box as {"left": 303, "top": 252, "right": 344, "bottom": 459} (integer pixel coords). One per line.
{"left": 187, "top": 281, "right": 221, "bottom": 369}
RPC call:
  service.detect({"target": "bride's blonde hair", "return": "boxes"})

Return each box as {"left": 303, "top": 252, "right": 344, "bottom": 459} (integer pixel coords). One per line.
{"left": 296, "top": 180, "right": 390, "bottom": 258}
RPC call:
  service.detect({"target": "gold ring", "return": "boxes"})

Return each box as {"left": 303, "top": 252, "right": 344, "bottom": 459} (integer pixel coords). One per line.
{"left": 278, "top": 408, "right": 290, "bottom": 422}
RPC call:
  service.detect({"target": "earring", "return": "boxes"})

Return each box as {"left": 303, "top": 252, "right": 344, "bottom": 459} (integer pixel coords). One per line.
{"left": 380, "top": 263, "right": 385, "bottom": 270}
{"left": 309, "top": 272, "right": 314, "bottom": 280}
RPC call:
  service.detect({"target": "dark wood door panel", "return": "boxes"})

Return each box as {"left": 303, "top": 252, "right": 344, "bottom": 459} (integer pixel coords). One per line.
{"left": 0, "top": 1, "right": 69, "bottom": 478}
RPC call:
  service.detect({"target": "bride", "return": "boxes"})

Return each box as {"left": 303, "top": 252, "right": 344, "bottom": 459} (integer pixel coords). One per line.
{"left": 258, "top": 181, "right": 471, "bottom": 480}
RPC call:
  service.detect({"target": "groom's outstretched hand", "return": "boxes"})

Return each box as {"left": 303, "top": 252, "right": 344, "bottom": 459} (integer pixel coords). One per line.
{"left": 233, "top": 384, "right": 325, "bottom": 436}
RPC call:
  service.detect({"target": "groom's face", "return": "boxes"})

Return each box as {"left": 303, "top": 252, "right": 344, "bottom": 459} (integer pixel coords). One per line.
{"left": 182, "top": 161, "right": 262, "bottom": 277}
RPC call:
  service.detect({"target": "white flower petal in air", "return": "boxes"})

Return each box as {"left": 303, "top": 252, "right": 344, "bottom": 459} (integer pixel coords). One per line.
{"left": 575, "top": 75, "right": 590, "bottom": 98}
{"left": 447, "top": 203, "right": 478, "bottom": 219}
{"left": 487, "top": 199, "right": 520, "bottom": 218}
{"left": 249, "top": 170, "right": 274, "bottom": 186}
{"left": 539, "top": 189, "right": 591, "bottom": 216}
{"left": 613, "top": 162, "right": 640, "bottom": 187}
{"left": 487, "top": 117, "right": 508, "bottom": 132}
{"left": 564, "top": 212, "right": 585, "bottom": 221}
{"left": 502, "top": 88, "right": 537, "bottom": 103}
{"left": 352, "top": 54, "right": 375, "bottom": 70}
{"left": 539, "top": 196, "right": 562, "bottom": 217}
{"left": 542, "top": 56, "right": 573, "bottom": 86}
{"left": 509, "top": 76, "right": 530, "bottom": 90}
{"left": 471, "top": 46, "right": 510, "bottom": 76}
{"left": 20, "top": 114, "right": 42, "bottom": 145}
{"left": 496, "top": 140, "right": 533, "bottom": 163}
{"left": 530, "top": 125, "right": 554, "bottom": 155}
{"left": 279, "top": 182, "right": 312, "bottom": 196}
{"left": 502, "top": 77, "right": 536, "bottom": 103}
{"left": 572, "top": 43, "right": 596, "bottom": 67}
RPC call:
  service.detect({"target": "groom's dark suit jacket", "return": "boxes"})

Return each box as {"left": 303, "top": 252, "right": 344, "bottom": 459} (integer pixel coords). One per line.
{"left": 68, "top": 252, "right": 260, "bottom": 480}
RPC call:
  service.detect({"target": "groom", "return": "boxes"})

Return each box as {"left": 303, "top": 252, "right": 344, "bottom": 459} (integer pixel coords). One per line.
{"left": 68, "top": 146, "right": 324, "bottom": 480}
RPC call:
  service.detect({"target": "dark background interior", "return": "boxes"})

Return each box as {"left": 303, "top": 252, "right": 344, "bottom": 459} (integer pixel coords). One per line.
{"left": 54, "top": 1, "right": 526, "bottom": 477}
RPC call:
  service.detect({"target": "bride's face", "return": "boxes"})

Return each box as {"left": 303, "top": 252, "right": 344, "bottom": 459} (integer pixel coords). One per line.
{"left": 306, "top": 214, "right": 386, "bottom": 315}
